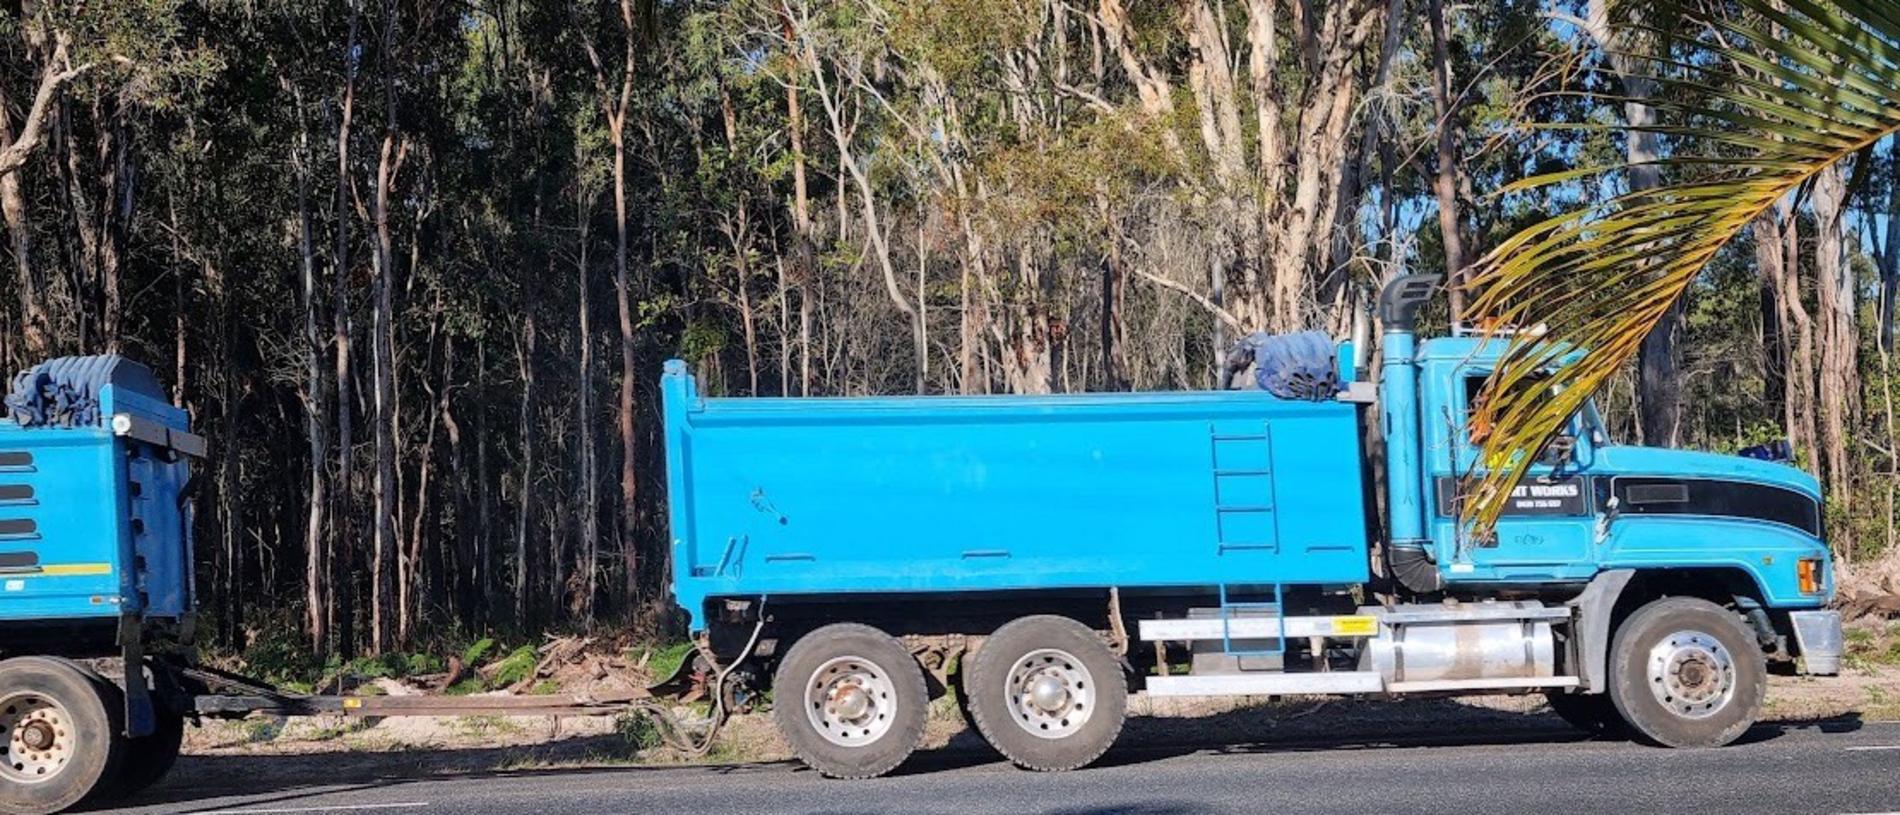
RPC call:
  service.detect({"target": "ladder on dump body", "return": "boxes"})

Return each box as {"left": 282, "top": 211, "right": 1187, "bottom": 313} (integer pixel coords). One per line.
{"left": 1132, "top": 422, "right": 1380, "bottom": 696}
{"left": 1216, "top": 583, "right": 1285, "bottom": 659}
{"left": 1208, "top": 422, "right": 1285, "bottom": 658}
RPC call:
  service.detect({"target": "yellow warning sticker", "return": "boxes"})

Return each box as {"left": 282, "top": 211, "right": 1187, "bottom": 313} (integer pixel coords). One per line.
{"left": 36, "top": 563, "right": 112, "bottom": 577}
{"left": 1331, "top": 615, "right": 1378, "bottom": 636}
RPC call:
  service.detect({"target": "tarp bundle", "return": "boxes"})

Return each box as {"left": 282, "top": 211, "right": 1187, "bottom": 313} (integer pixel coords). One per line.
{"left": 1223, "top": 330, "right": 1341, "bottom": 401}
{"left": 5, "top": 355, "right": 155, "bottom": 428}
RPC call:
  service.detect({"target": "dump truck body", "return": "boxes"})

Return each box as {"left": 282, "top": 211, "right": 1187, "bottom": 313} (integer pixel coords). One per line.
{"left": 0, "top": 359, "right": 196, "bottom": 637}
{"left": 661, "top": 360, "right": 1369, "bottom": 631}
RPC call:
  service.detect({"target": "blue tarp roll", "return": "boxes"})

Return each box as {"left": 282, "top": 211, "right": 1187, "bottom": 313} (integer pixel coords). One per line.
{"left": 1232, "top": 330, "right": 1341, "bottom": 401}
{"left": 5, "top": 355, "right": 162, "bottom": 429}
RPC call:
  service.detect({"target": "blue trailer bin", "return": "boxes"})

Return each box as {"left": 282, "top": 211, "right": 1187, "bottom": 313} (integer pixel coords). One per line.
{"left": 661, "top": 360, "right": 1371, "bottom": 632}
{"left": 0, "top": 356, "right": 200, "bottom": 628}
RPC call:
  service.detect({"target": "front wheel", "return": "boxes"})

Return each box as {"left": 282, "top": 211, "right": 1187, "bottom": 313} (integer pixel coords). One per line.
{"left": 1608, "top": 597, "right": 1765, "bottom": 748}
{"left": 772, "top": 623, "right": 928, "bottom": 779}
{"left": 966, "top": 615, "right": 1127, "bottom": 771}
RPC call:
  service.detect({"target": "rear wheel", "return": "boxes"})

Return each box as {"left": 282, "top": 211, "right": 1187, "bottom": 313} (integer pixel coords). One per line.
{"left": 84, "top": 671, "right": 184, "bottom": 798}
{"left": 0, "top": 657, "right": 123, "bottom": 815}
{"left": 966, "top": 615, "right": 1126, "bottom": 771}
{"left": 1608, "top": 597, "right": 1764, "bottom": 748}
{"left": 772, "top": 623, "right": 927, "bottom": 779}
{"left": 113, "top": 710, "right": 183, "bottom": 797}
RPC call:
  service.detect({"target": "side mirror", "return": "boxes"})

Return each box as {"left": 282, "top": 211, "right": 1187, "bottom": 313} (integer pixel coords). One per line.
{"left": 1539, "top": 434, "right": 1578, "bottom": 469}
{"left": 1738, "top": 439, "right": 1794, "bottom": 463}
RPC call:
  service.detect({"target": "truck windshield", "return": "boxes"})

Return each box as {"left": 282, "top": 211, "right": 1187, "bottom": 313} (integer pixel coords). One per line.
{"left": 1464, "top": 373, "right": 1602, "bottom": 447}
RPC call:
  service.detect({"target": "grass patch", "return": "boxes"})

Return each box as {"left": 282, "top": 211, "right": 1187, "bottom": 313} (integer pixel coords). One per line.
{"left": 644, "top": 642, "right": 696, "bottom": 680}
{"left": 1843, "top": 622, "right": 1900, "bottom": 670}
{"left": 454, "top": 715, "right": 523, "bottom": 738}
{"left": 240, "top": 718, "right": 285, "bottom": 744}
{"left": 615, "top": 711, "right": 663, "bottom": 753}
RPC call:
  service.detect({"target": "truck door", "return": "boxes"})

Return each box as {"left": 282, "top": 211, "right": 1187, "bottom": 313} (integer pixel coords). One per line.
{"left": 1429, "top": 370, "right": 1599, "bottom": 580}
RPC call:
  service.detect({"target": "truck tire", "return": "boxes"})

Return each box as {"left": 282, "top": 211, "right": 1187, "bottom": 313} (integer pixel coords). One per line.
{"left": 772, "top": 623, "right": 927, "bottom": 779}
{"left": 965, "top": 615, "right": 1127, "bottom": 772}
{"left": 1608, "top": 597, "right": 1764, "bottom": 748}
{"left": 86, "top": 677, "right": 183, "bottom": 798}
{"left": 0, "top": 657, "right": 124, "bottom": 815}
{"left": 1544, "top": 692, "right": 1624, "bottom": 736}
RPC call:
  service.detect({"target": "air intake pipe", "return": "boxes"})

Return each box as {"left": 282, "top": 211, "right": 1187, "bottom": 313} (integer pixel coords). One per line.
{"left": 1377, "top": 275, "right": 1441, "bottom": 593}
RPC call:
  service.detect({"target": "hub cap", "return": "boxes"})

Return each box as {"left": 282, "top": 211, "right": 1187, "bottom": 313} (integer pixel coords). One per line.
{"left": 805, "top": 656, "right": 898, "bottom": 747}
{"left": 0, "top": 692, "right": 76, "bottom": 785}
{"left": 1006, "top": 648, "right": 1095, "bottom": 740}
{"left": 1647, "top": 630, "right": 1737, "bottom": 719}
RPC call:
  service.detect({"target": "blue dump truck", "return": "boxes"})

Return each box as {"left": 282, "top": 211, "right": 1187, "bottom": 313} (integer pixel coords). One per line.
{"left": 662, "top": 275, "right": 1843, "bottom": 778}
{"left": 0, "top": 276, "right": 1846, "bottom": 812}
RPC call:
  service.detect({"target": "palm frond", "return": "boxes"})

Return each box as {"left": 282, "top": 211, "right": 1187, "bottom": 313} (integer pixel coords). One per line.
{"left": 1458, "top": 0, "right": 1900, "bottom": 533}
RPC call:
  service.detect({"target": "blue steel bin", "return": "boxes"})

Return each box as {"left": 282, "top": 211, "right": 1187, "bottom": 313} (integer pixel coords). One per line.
{"left": 661, "top": 360, "right": 1371, "bottom": 632}
{"left": 0, "top": 357, "right": 198, "bottom": 625}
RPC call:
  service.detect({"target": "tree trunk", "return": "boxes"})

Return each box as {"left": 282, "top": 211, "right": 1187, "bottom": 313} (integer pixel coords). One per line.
{"left": 292, "top": 83, "right": 329, "bottom": 656}
{"left": 513, "top": 310, "right": 535, "bottom": 627}
{"left": 1882, "top": 156, "right": 1900, "bottom": 354}
{"left": 578, "top": 139, "right": 600, "bottom": 627}
{"left": 332, "top": 0, "right": 361, "bottom": 657}
{"left": 368, "top": 5, "right": 404, "bottom": 651}
{"left": 1768, "top": 205, "right": 1820, "bottom": 480}
{"left": 1583, "top": 0, "right": 1679, "bottom": 447}
{"left": 1427, "top": 0, "right": 1466, "bottom": 323}
{"left": 0, "top": 74, "right": 47, "bottom": 361}
{"left": 780, "top": 10, "right": 814, "bottom": 396}
{"left": 1811, "top": 163, "right": 1856, "bottom": 516}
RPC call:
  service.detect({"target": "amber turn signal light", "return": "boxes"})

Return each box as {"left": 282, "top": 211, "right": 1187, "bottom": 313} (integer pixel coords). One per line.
{"left": 1798, "top": 558, "right": 1822, "bottom": 595}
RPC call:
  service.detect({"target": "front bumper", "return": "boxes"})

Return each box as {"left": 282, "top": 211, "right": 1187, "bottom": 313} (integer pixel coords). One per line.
{"left": 1789, "top": 609, "right": 1843, "bottom": 675}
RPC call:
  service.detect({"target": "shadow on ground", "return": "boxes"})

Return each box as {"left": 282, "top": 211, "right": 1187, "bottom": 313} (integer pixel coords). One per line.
{"left": 99, "top": 701, "right": 1867, "bottom": 814}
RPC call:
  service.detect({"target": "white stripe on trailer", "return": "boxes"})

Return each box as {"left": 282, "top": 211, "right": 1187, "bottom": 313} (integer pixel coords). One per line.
{"left": 1144, "top": 671, "right": 1384, "bottom": 697}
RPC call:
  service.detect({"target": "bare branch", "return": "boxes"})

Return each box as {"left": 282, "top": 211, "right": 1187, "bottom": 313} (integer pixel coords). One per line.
{"left": 0, "top": 40, "right": 93, "bottom": 179}
{"left": 1129, "top": 266, "right": 1244, "bottom": 332}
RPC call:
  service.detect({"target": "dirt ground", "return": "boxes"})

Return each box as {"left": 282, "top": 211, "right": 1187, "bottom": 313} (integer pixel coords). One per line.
{"left": 178, "top": 642, "right": 1900, "bottom": 783}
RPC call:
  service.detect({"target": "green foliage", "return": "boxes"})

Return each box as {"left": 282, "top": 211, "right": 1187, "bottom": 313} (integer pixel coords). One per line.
{"left": 680, "top": 318, "right": 728, "bottom": 361}
{"left": 488, "top": 646, "right": 541, "bottom": 689}
{"left": 645, "top": 642, "right": 696, "bottom": 681}
{"left": 463, "top": 638, "right": 498, "bottom": 667}
{"left": 614, "top": 711, "right": 663, "bottom": 753}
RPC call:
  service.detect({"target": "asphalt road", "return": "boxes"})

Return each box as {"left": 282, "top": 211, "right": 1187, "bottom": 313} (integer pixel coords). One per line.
{"left": 100, "top": 716, "right": 1900, "bottom": 815}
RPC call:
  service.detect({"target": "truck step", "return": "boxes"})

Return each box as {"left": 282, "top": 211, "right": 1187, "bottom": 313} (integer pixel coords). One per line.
{"left": 1145, "top": 671, "right": 1384, "bottom": 697}
{"left": 1139, "top": 614, "right": 1378, "bottom": 642}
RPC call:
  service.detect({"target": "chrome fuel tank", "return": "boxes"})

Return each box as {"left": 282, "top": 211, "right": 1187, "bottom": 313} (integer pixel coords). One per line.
{"left": 1360, "top": 601, "right": 1561, "bottom": 683}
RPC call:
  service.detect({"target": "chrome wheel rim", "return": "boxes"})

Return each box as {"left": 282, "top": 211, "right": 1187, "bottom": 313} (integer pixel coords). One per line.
{"left": 1647, "top": 629, "right": 1736, "bottom": 719}
{"left": 0, "top": 691, "right": 77, "bottom": 785}
{"left": 1006, "top": 648, "right": 1095, "bottom": 740}
{"left": 805, "top": 656, "right": 898, "bottom": 747}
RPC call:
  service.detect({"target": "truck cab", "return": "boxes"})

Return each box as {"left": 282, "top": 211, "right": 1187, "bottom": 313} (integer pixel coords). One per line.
{"left": 1398, "top": 335, "right": 1831, "bottom": 615}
